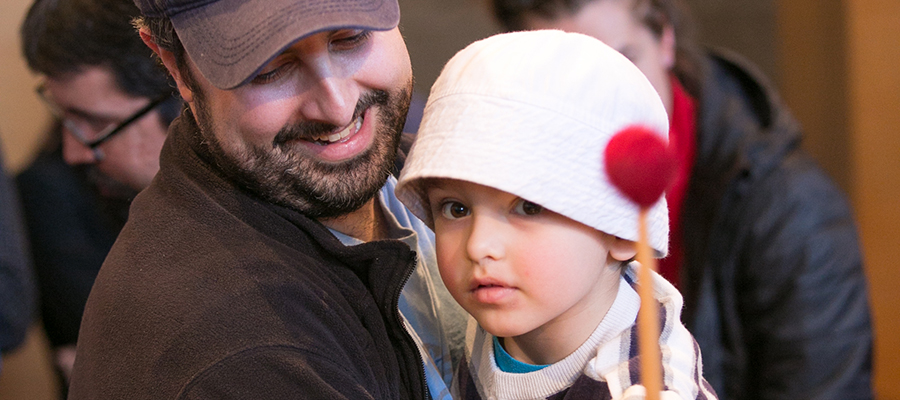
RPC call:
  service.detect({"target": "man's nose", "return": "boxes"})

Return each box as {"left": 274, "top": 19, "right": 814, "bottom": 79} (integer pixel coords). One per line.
{"left": 61, "top": 130, "right": 100, "bottom": 165}
{"left": 296, "top": 58, "right": 359, "bottom": 127}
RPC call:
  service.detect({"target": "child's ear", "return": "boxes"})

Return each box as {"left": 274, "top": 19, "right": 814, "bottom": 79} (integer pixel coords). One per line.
{"left": 608, "top": 236, "right": 638, "bottom": 262}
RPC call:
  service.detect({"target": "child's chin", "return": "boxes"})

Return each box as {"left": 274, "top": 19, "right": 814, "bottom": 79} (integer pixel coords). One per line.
{"left": 477, "top": 319, "right": 533, "bottom": 339}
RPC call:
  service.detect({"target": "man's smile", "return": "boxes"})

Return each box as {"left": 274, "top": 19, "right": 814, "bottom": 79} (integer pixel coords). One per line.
{"left": 311, "top": 114, "right": 364, "bottom": 144}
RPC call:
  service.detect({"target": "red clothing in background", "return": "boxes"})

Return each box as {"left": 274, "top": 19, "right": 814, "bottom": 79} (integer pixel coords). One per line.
{"left": 659, "top": 76, "right": 697, "bottom": 288}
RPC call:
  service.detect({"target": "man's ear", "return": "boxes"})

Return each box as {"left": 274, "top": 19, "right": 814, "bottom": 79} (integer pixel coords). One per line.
{"left": 139, "top": 27, "right": 194, "bottom": 103}
{"left": 608, "top": 236, "right": 638, "bottom": 263}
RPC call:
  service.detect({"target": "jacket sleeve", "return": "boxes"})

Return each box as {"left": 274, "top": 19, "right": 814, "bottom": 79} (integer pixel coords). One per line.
{"left": 737, "top": 153, "right": 872, "bottom": 399}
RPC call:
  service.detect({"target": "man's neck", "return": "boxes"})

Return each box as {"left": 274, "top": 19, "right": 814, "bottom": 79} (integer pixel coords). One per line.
{"left": 319, "top": 197, "right": 389, "bottom": 242}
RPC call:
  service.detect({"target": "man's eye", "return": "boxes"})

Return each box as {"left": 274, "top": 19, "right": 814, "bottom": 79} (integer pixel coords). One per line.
{"left": 440, "top": 201, "right": 470, "bottom": 220}
{"left": 331, "top": 30, "right": 372, "bottom": 51}
{"left": 514, "top": 199, "right": 543, "bottom": 216}
{"left": 250, "top": 64, "right": 291, "bottom": 85}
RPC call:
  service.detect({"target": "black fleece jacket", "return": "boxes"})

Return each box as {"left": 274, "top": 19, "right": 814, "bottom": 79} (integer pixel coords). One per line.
{"left": 69, "top": 114, "right": 427, "bottom": 399}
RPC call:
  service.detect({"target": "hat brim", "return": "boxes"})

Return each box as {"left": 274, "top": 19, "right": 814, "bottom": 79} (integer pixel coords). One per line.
{"left": 171, "top": 0, "right": 400, "bottom": 89}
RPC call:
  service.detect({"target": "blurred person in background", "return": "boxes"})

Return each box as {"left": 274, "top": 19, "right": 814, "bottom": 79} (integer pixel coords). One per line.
{"left": 0, "top": 134, "right": 36, "bottom": 375}
{"left": 490, "top": 0, "right": 873, "bottom": 398}
{"left": 17, "top": 0, "right": 180, "bottom": 392}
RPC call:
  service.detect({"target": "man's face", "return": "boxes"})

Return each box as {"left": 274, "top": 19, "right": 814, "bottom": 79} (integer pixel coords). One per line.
{"left": 43, "top": 66, "right": 168, "bottom": 198}
{"left": 525, "top": 0, "right": 676, "bottom": 113}
{"left": 176, "top": 28, "right": 412, "bottom": 219}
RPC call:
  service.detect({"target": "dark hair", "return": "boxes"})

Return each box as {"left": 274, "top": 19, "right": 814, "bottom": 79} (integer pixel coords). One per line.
{"left": 21, "top": 0, "right": 181, "bottom": 124}
{"left": 490, "top": 0, "right": 703, "bottom": 98}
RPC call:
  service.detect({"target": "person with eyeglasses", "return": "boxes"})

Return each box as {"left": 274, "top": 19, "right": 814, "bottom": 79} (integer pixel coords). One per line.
{"left": 16, "top": 0, "right": 180, "bottom": 394}
{"left": 35, "top": 84, "right": 171, "bottom": 169}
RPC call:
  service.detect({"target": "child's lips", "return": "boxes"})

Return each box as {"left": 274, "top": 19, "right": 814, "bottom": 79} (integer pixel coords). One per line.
{"left": 470, "top": 279, "right": 517, "bottom": 304}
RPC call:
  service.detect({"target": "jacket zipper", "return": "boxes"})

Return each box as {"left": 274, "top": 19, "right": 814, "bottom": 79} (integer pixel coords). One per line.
{"left": 392, "top": 250, "right": 432, "bottom": 400}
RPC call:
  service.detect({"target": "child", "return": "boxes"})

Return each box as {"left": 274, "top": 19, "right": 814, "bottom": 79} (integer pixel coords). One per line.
{"left": 395, "top": 30, "right": 717, "bottom": 399}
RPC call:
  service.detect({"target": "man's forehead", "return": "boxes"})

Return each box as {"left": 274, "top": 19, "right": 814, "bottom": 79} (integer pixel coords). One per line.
{"left": 45, "top": 67, "right": 120, "bottom": 98}
{"left": 44, "top": 67, "right": 147, "bottom": 115}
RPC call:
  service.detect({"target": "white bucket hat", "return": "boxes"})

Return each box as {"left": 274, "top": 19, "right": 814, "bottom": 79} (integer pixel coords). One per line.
{"left": 395, "top": 30, "right": 670, "bottom": 255}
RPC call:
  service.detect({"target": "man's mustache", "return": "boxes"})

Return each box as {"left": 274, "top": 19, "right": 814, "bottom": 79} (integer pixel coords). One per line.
{"left": 272, "top": 89, "right": 390, "bottom": 146}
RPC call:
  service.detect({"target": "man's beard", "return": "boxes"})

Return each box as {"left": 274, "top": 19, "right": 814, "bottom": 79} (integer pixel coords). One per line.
{"left": 191, "top": 85, "right": 411, "bottom": 219}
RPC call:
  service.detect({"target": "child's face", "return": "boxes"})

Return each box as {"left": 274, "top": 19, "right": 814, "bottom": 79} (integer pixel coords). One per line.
{"left": 426, "top": 179, "right": 636, "bottom": 343}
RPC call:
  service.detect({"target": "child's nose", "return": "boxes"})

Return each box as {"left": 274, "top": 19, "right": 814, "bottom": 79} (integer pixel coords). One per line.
{"left": 465, "top": 214, "right": 505, "bottom": 264}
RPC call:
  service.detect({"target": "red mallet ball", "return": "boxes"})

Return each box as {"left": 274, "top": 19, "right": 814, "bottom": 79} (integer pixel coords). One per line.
{"left": 604, "top": 125, "right": 677, "bottom": 208}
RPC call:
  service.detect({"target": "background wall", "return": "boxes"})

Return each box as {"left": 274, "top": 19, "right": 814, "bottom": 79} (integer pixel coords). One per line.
{"left": 841, "top": 1, "right": 900, "bottom": 397}
{"left": 1, "top": 0, "right": 897, "bottom": 398}
{"left": 0, "top": 1, "right": 58, "bottom": 398}
{"left": 0, "top": 0, "right": 48, "bottom": 173}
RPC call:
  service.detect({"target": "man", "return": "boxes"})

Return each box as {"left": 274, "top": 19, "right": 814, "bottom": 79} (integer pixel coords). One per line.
{"left": 0, "top": 138, "right": 35, "bottom": 374}
{"left": 18, "top": 0, "right": 181, "bottom": 389}
{"left": 69, "top": 0, "right": 465, "bottom": 398}
{"left": 490, "top": 0, "right": 873, "bottom": 399}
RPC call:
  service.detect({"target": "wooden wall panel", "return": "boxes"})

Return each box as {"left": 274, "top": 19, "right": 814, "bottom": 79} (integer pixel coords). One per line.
{"left": 0, "top": 0, "right": 48, "bottom": 173}
{"left": 845, "top": 0, "right": 900, "bottom": 397}
{"left": 780, "top": 0, "right": 900, "bottom": 398}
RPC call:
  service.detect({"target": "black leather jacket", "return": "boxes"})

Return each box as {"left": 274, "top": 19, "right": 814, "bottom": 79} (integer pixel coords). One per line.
{"left": 679, "top": 50, "right": 873, "bottom": 400}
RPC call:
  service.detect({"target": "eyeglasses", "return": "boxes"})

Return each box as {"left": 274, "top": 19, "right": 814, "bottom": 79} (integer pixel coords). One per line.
{"left": 36, "top": 82, "right": 169, "bottom": 159}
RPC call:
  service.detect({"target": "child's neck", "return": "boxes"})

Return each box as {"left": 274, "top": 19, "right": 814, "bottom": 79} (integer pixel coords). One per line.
{"left": 500, "top": 277, "right": 621, "bottom": 365}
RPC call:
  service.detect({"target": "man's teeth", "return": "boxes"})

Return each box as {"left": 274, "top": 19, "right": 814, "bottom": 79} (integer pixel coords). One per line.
{"left": 313, "top": 116, "right": 363, "bottom": 143}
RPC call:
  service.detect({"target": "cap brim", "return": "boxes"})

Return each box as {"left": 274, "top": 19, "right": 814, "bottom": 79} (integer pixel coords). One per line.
{"left": 171, "top": 0, "right": 400, "bottom": 89}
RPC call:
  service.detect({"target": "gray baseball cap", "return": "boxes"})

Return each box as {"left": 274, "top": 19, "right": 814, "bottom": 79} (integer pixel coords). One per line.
{"left": 134, "top": 0, "right": 400, "bottom": 89}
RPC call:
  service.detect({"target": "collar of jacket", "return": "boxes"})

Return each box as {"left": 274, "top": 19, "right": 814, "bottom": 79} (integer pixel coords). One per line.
{"left": 159, "top": 110, "right": 423, "bottom": 304}
{"left": 695, "top": 48, "right": 804, "bottom": 186}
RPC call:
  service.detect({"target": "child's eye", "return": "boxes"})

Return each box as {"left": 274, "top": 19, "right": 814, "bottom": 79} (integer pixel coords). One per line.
{"left": 514, "top": 199, "right": 543, "bottom": 216}
{"left": 440, "top": 201, "right": 470, "bottom": 220}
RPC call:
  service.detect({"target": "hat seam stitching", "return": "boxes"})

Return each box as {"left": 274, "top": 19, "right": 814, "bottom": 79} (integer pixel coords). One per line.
{"left": 188, "top": 0, "right": 384, "bottom": 65}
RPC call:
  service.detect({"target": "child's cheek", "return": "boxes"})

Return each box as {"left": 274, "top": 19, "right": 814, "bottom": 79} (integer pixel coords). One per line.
{"left": 434, "top": 236, "right": 468, "bottom": 301}
{"left": 511, "top": 245, "right": 552, "bottom": 281}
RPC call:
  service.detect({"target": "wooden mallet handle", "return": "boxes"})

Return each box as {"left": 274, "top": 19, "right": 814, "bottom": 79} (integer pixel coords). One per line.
{"left": 636, "top": 209, "right": 662, "bottom": 399}
{"left": 604, "top": 126, "right": 676, "bottom": 400}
